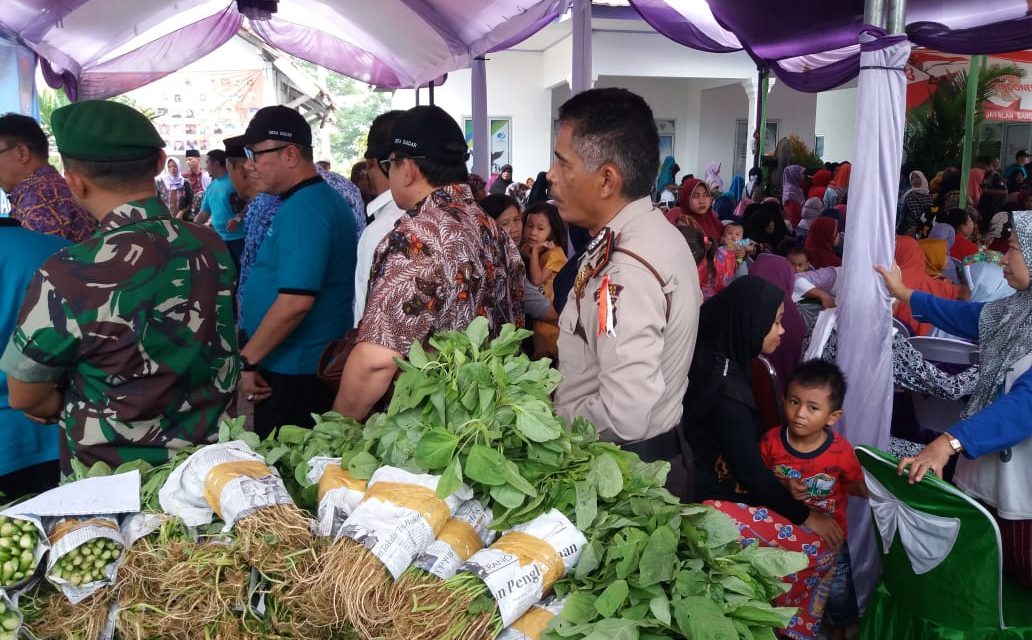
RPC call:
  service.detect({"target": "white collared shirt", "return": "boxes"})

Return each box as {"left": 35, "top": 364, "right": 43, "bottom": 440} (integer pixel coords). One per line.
{"left": 353, "top": 190, "right": 407, "bottom": 326}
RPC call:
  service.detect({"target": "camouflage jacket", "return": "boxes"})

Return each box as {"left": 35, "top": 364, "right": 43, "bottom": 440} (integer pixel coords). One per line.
{"left": 0, "top": 197, "right": 239, "bottom": 469}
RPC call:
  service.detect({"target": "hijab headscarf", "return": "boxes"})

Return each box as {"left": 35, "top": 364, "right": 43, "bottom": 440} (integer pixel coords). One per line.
{"left": 159, "top": 157, "right": 185, "bottom": 191}
{"left": 894, "top": 236, "right": 959, "bottom": 336}
{"left": 928, "top": 170, "right": 944, "bottom": 196}
{"left": 713, "top": 195, "right": 736, "bottom": 221}
{"left": 918, "top": 237, "right": 949, "bottom": 277}
{"left": 966, "top": 211, "right": 1032, "bottom": 417}
{"left": 805, "top": 217, "right": 842, "bottom": 268}
{"left": 704, "top": 161, "right": 724, "bottom": 191}
{"left": 905, "top": 170, "right": 929, "bottom": 197}
{"left": 935, "top": 168, "right": 962, "bottom": 209}
{"left": 526, "top": 171, "right": 549, "bottom": 206}
{"left": 781, "top": 165, "right": 806, "bottom": 207}
{"left": 727, "top": 176, "right": 745, "bottom": 202}
{"left": 743, "top": 202, "right": 789, "bottom": 249}
{"left": 657, "top": 156, "right": 678, "bottom": 197}
{"left": 696, "top": 275, "right": 785, "bottom": 369}
{"left": 744, "top": 167, "right": 763, "bottom": 201}
{"left": 965, "top": 260, "right": 1014, "bottom": 304}
{"left": 927, "top": 223, "right": 955, "bottom": 253}
{"left": 672, "top": 178, "right": 724, "bottom": 239}
{"left": 797, "top": 197, "right": 824, "bottom": 235}
{"left": 829, "top": 162, "right": 852, "bottom": 191}
{"left": 807, "top": 168, "right": 831, "bottom": 201}
{"left": 489, "top": 164, "right": 513, "bottom": 194}
{"left": 822, "top": 185, "right": 839, "bottom": 209}
{"left": 748, "top": 255, "right": 805, "bottom": 381}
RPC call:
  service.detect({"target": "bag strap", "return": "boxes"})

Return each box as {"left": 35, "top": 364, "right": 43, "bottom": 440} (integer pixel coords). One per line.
{"left": 612, "top": 246, "right": 672, "bottom": 322}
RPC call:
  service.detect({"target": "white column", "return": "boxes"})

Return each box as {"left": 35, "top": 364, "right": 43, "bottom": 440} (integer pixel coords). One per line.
{"left": 570, "top": 0, "right": 592, "bottom": 94}
{"left": 471, "top": 57, "right": 490, "bottom": 179}
{"left": 742, "top": 78, "right": 759, "bottom": 159}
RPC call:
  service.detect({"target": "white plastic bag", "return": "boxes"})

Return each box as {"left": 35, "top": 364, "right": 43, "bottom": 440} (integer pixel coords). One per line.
{"left": 158, "top": 441, "right": 293, "bottom": 531}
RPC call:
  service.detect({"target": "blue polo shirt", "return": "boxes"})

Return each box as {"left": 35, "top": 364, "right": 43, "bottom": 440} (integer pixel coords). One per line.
{"left": 240, "top": 176, "right": 357, "bottom": 375}
{"left": 200, "top": 174, "right": 243, "bottom": 242}
{"left": 0, "top": 221, "right": 68, "bottom": 476}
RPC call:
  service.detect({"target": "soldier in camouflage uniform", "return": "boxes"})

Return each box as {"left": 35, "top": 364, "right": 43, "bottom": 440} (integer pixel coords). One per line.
{"left": 0, "top": 100, "right": 239, "bottom": 473}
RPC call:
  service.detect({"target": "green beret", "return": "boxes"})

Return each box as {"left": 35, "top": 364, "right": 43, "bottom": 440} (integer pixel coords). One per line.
{"left": 52, "top": 100, "right": 165, "bottom": 161}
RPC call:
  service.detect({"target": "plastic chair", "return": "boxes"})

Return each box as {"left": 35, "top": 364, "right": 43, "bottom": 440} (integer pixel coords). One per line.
{"left": 891, "top": 316, "right": 913, "bottom": 338}
{"left": 750, "top": 355, "right": 786, "bottom": 431}
{"left": 907, "top": 336, "right": 979, "bottom": 433}
{"left": 856, "top": 445, "right": 1032, "bottom": 639}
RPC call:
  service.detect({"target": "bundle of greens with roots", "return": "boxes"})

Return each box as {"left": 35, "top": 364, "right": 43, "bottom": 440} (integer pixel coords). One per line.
{"left": 115, "top": 516, "right": 252, "bottom": 640}
{"left": 290, "top": 319, "right": 587, "bottom": 637}
{"left": 19, "top": 584, "right": 113, "bottom": 640}
{"left": 157, "top": 437, "right": 314, "bottom": 582}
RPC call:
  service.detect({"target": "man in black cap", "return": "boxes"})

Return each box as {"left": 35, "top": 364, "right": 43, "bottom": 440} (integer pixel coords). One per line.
{"left": 237, "top": 106, "right": 358, "bottom": 437}
{"left": 333, "top": 105, "right": 525, "bottom": 419}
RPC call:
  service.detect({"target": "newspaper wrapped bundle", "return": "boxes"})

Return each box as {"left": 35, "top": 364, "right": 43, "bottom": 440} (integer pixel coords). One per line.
{"left": 158, "top": 441, "right": 313, "bottom": 577}
{"left": 496, "top": 596, "right": 566, "bottom": 640}
{"left": 400, "top": 509, "right": 586, "bottom": 640}
{"left": 0, "top": 514, "right": 48, "bottom": 591}
{"left": 44, "top": 517, "right": 123, "bottom": 605}
{"left": 297, "top": 466, "right": 471, "bottom": 637}
{"left": 305, "top": 457, "right": 367, "bottom": 538}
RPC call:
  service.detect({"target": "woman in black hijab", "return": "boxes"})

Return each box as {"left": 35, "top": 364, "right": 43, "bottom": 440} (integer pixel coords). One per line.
{"left": 489, "top": 164, "right": 514, "bottom": 195}
{"left": 683, "top": 276, "right": 839, "bottom": 640}
{"left": 743, "top": 201, "right": 790, "bottom": 252}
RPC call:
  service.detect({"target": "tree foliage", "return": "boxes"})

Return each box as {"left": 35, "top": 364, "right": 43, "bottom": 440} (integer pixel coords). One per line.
{"left": 903, "top": 62, "right": 1024, "bottom": 175}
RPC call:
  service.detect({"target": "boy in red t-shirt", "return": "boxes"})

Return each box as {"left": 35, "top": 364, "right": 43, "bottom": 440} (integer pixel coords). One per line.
{"left": 759, "top": 359, "right": 866, "bottom": 640}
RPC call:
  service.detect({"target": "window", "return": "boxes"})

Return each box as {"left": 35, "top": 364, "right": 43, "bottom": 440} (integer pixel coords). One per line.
{"left": 734, "top": 119, "right": 779, "bottom": 177}
{"left": 814, "top": 135, "right": 825, "bottom": 161}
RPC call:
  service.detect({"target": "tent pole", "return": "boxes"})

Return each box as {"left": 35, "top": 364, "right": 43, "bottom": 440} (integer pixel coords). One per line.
{"left": 471, "top": 56, "right": 490, "bottom": 179}
{"left": 415, "top": 86, "right": 420, "bottom": 106}
{"left": 428, "top": 80, "right": 435, "bottom": 105}
{"left": 864, "top": 0, "right": 886, "bottom": 27}
{"left": 571, "top": 0, "right": 592, "bottom": 94}
{"left": 886, "top": 0, "right": 906, "bottom": 34}
{"left": 754, "top": 66, "right": 769, "bottom": 171}
{"left": 959, "top": 54, "right": 984, "bottom": 208}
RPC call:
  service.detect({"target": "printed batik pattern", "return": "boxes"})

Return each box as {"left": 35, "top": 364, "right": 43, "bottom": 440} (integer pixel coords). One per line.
{"left": 358, "top": 183, "right": 525, "bottom": 357}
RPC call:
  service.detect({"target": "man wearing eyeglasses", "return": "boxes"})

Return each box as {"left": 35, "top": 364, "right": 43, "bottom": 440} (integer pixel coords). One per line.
{"left": 0, "top": 113, "right": 96, "bottom": 243}
{"left": 333, "top": 105, "right": 525, "bottom": 419}
{"left": 237, "top": 106, "right": 358, "bottom": 438}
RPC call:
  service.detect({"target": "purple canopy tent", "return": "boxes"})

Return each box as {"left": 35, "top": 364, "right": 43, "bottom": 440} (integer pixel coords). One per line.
{"left": 630, "top": 0, "right": 1032, "bottom": 610}
{"left": 0, "top": 0, "right": 569, "bottom": 100}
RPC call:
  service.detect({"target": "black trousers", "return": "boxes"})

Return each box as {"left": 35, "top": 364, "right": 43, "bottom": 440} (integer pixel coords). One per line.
{"left": 252, "top": 370, "right": 335, "bottom": 440}
{"left": 0, "top": 460, "right": 61, "bottom": 501}
{"left": 622, "top": 424, "right": 695, "bottom": 502}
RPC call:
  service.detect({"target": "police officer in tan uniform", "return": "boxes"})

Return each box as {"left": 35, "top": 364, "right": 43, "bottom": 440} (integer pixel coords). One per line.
{"left": 549, "top": 88, "right": 701, "bottom": 501}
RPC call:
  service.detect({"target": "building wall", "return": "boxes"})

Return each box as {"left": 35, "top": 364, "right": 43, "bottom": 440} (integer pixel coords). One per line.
{"left": 815, "top": 87, "right": 858, "bottom": 162}
{"left": 393, "top": 26, "right": 838, "bottom": 185}
{"left": 392, "top": 51, "right": 553, "bottom": 181}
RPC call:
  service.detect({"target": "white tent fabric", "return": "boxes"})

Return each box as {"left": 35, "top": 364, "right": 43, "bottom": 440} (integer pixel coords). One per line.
{"left": 835, "top": 30, "right": 911, "bottom": 609}
{"left": 2, "top": 0, "right": 569, "bottom": 99}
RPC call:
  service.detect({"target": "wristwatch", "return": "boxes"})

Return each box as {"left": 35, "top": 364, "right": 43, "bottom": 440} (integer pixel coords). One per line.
{"left": 240, "top": 355, "right": 259, "bottom": 372}
{"left": 944, "top": 433, "right": 964, "bottom": 455}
